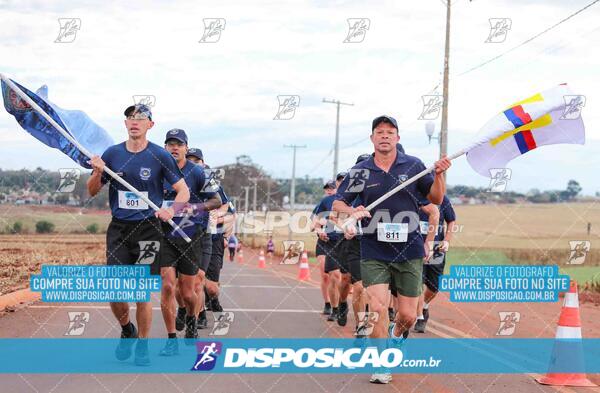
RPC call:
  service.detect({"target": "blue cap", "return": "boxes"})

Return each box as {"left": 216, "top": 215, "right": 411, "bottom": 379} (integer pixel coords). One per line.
{"left": 336, "top": 171, "right": 348, "bottom": 181}
{"left": 372, "top": 115, "right": 398, "bottom": 131}
{"left": 323, "top": 180, "right": 336, "bottom": 190}
{"left": 355, "top": 153, "right": 371, "bottom": 164}
{"left": 124, "top": 104, "right": 152, "bottom": 120}
{"left": 186, "top": 147, "right": 203, "bottom": 160}
{"left": 164, "top": 128, "right": 188, "bottom": 144}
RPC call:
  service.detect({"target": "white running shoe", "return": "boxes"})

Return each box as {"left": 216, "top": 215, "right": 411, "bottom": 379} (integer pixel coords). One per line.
{"left": 369, "top": 372, "right": 392, "bottom": 384}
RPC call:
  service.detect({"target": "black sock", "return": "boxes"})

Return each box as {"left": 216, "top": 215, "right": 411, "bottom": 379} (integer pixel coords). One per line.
{"left": 199, "top": 310, "right": 206, "bottom": 319}
{"left": 186, "top": 315, "right": 197, "bottom": 325}
{"left": 388, "top": 307, "right": 394, "bottom": 314}
{"left": 121, "top": 322, "right": 134, "bottom": 336}
{"left": 177, "top": 306, "right": 186, "bottom": 314}
{"left": 168, "top": 333, "right": 177, "bottom": 339}
{"left": 332, "top": 307, "right": 339, "bottom": 313}
{"left": 325, "top": 302, "right": 331, "bottom": 308}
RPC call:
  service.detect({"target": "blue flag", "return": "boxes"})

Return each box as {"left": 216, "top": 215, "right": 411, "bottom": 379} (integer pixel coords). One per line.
{"left": 1, "top": 78, "right": 113, "bottom": 169}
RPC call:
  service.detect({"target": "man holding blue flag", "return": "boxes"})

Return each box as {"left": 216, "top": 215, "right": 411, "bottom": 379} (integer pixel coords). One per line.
{"left": 87, "top": 104, "right": 190, "bottom": 366}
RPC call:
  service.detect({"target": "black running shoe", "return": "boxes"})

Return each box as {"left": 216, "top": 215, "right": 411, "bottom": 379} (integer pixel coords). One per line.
{"left": 337, "top": 302, "right": 348, "bottom": 327}
{"left": 327, "top": 308, "right": 339, "bottom": 322}
{"left": 197, "top": 311, "right": 208, "bottom": 330}
{"left": 414, "top": 318, "right": 427, "bottom": 333}
{"left": 323, "top": 303, "right": 332, "bottom": 316}
{"left": 175, "top": 307, "right": 186, "bottom": 332}
{"left": 115, "top": 323, "right": 138, "bottom": 361}
{"left": 158, "top": 338, "right": 179, "bottom": 357}
{"left": 388, "top": 308, "right": 395, "bottom": 323}
{"left": 185, "top": 316, "right": 198, "bottom": 340}
{"left": 211, "top": 297, "right": 223, "bottom": 313}
{"left": 134, "top": 338, "right": 150, "bottom": 366}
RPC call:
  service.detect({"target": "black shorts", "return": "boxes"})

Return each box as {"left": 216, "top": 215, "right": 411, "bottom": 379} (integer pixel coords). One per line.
{"left": 324, "top": 238, "right": 349, "bottom": 274}
{"left": 106, "top": 217, "right": 163, "bottom": 275}
{"left": 315, "top": 239, "right": 328, "bottom": 257}
{"left": 160, "top": 226, "right": 204, "bottom": 276}
{"left": 207, "top": 234, "right": 224, "bottom": 282}
{"left": 340, "top": 237, "right": 361, "bottom": 284}
{"left": 423, "top": 255, "right": 446, "bottom": 292}
{"left": 193, "top": 229, "right": 213, "bottom": 273}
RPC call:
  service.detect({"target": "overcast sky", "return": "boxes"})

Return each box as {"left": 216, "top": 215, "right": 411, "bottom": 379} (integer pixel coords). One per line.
{"left": 1, "top": 0, "right": 599, "bottom": 194}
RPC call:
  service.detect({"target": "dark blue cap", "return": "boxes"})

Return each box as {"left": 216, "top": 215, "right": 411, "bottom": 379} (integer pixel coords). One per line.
{"left": 186, "top": 147, "right": 203, "bottom": 160}
{"left": 124, "top": 104, "right": 152, "bottom": 120}
{"left": 355, "top": 153, "right": 371, "bottom": 164}
{"left": 336, "top": 171, "right": 348, "bottom": 181}
{"left": 323, "top": 180, "right": 336, "bottom": 190}
{"left": 372, "top": 115, "right": 398, "bottom": 131}
{"left": 164, "top": 128, "right": 188, "bottom": 144}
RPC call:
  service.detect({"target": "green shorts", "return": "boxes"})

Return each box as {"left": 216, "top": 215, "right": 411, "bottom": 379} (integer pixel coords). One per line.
{"left": 361, "top": 258, "right": 423, "bottom": 297}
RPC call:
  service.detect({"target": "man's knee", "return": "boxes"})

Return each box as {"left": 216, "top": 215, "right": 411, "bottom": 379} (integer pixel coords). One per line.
{"left": 396, "top": 310, "right": 417, "bottom": 326}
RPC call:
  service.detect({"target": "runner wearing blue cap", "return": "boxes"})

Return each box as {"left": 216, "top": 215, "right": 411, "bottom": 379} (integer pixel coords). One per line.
{"left": 414, "top": 195, "right": 456, "bottom": 333}
{"left": 158, "top": 130, "right": 221, "bottom": 355}
{"left": 87, "top": 104, "right": 190, "bottom": 366}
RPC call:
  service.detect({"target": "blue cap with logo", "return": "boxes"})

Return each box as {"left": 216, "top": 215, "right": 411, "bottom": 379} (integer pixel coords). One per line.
{"left": 372, "top": 115, "right": 398, "bottom": 131}
{"left": 186, "top": 147, "right": 204, "bottom": 160}
{"left": 323, "top": 180, "right": 336, "bottom": 190}
{"left": 124, "top": 104, "right": 152, "bottom": 120}
{"left": 336, "top": 171, "right": 348, "bottom": 181}
{"left": 356, "top": 153, "right": 371, "bottom": 164}
{"left": 164, "top": 128, "right": 188, "bottom": 144}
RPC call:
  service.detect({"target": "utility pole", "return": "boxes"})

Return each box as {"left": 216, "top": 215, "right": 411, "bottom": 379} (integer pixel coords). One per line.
{"left": 249, "top": 177, "right": 259, "bottom": 212}
{"left": 243, "top": 186, "right": 250, "bottom": 214}
{"left": 283, "top": 144, "right": 306, "bottom": 240}
{"left": 440, "top": 0, "right": 451, "bottom": 180}
{"left": 323, "top": 98, "right": 353, "bottom": 179}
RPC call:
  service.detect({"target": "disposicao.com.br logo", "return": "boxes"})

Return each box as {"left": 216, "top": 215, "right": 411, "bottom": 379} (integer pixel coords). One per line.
{"left": 191, "top": 341, "right": 442, "bottom": 372}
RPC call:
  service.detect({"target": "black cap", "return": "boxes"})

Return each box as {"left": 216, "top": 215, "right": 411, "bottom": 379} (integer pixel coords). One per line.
{"left": 323, "top": 180, "right": 336, "bottom": 190}
{"left": 336, "top": 171, "right": 348, "bottom": 181}
{"left": 355, "top": 153, "right": 371, "bottom": 164}
{"left": 164, "top": 128, "right": 188, "bottom": 144}
{"left": 186, "top": 147, "right": 204, "bottom": 160}
{"left": 372, "top": 115, "right": 398, "bottom": 131}
{"left": 124, "top": 104, "right": 152, "bottom": 120}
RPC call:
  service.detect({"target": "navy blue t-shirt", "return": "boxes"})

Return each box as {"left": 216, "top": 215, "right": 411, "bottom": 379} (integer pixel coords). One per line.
{"left": 418, "top": 196, "right": 456, "bottom": 241}
{"left": 312, "top": 194, "right": 343, "bottom": 243}
{"left": 100, "top": 142, "right": 183, "bottom": 221}
{"left": 163, "top": 160, "right": 212, "bottom": 237}
{"left": 211, "top": 187, "right": 234, "bottom": 241}
{"left": 336, "top": 153, "right": 434, "bottom": 263}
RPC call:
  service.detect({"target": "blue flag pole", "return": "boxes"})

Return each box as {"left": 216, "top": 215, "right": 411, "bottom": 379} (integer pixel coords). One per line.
{"left": 0, "top": 73, "right": 191, "bottom": 243}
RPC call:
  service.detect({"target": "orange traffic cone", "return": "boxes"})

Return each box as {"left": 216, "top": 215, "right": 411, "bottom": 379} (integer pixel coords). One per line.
{"left": 258, "top": 250, "right": 266, "bottom": 269}
{"left": 237, "top": 249, "right": 244, "bottom": 264}
{"left": 536, "top": 280, "right": 596, "bottom": 387}
{"left": 297, "top": 251, "right": 310, "bottom": 281}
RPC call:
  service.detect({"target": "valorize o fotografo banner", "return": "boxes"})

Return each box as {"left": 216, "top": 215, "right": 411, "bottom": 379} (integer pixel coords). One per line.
{"left": 29, "top": 265, "right": 161, "bottom": 302}
{"left": 439, "top": 265, "right": 570, "bottom": 302}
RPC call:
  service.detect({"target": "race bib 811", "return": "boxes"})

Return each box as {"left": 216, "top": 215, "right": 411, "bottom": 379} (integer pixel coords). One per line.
{"left": 377, "top": 223, "right": 408, "bottom": 243}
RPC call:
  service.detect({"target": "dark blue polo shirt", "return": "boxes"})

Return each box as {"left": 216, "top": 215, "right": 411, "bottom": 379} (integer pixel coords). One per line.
{"left": 163, "top": 160, "right": 213, "bottom": 238}
{"left": 336, "top": 153, "right": 434, "bottom": 263}
{"left": 418, "top": 195, "right": 456, "bottom": 241}
{"left": 100, "top": 142, "right": 183, "bottom": 221}
{"left": 312, "top": 195, "right": 343, "bottom": 243}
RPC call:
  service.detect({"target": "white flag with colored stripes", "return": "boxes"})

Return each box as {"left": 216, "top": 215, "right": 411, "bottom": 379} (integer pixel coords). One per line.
{"left": 466, "top": 84, "right": 585, "bottom": 177}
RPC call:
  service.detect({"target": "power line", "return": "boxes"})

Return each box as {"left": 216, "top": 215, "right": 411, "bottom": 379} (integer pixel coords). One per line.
{"left": 458, "top": 0, "right": 600, "bottom": 76}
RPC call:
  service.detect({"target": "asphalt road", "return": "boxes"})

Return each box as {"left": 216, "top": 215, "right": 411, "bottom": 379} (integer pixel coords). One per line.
{"left": 0, "top": 248, "right": 598, "bottom": 393}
